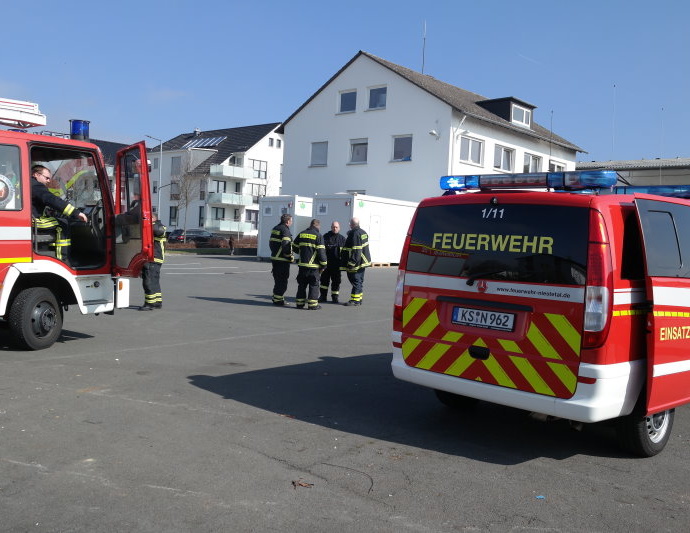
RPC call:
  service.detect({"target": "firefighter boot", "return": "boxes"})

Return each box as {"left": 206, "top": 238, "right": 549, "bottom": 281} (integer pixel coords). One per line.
{"left": 320, "top": 289, "right": 328, "bottom": 303}
{"left": 331, "top": 294, "right": 339, "bottom": 304}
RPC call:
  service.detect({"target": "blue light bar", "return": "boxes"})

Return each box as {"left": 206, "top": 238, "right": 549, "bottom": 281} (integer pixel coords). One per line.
{"left": 440, "top": 170, "right": 618, "bottom": 192}
{"left": 610, "top": 185, "right": 690, "bottom": 198}
{"left": 69, "top": 119, "right": 90, "bottom": 141}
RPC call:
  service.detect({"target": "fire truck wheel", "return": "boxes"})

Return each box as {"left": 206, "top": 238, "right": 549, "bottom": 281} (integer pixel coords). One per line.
{"left": 615, "top": 402, "right": 675, "bottom": 457}
{"left": 8, "top": 287, "right": 63, "bottom": 350}
{"left": 434, "top": 389, "right": 479, "bottom": 409}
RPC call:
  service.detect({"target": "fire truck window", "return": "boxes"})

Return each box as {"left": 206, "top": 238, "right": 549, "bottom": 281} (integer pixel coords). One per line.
{"left": 406, "top": 204, "right": 589, "bottom": 285}
{"left": 636, "top": 198, "right": 690, "bottom": 278}
{"left": 0, "top": 144, "right": 21, "bottom": 211}
{"left": 621, "top": 212, "right": 644, "bottom": 280}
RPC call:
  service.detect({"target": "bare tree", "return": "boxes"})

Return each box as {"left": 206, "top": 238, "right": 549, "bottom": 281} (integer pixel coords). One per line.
{"left": 170, "top": 150, "right": 203, "bottom": 241}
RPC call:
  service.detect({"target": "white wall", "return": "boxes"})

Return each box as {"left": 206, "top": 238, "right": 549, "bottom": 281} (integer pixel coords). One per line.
{"left": 282, "top": 54, "right": 451, "bottom": 203}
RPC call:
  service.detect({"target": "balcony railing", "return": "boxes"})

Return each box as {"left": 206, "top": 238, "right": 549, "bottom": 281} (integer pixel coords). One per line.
{"left": 205, "top": 219, "right": 256, "bottom": 233}
{"left": 209, "top": 164, "right": 253, "bottom": 180}
{"left": 206, "top": 192, "right": 254, "bottom": 206}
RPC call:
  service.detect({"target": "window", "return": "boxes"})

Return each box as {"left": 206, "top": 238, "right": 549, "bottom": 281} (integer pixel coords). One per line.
{"left": 212, "top": 180, "right": 226, "bottom": 193}
{"left": 233, "top": 208, "right": 240, "bottom": 221}
{"left": 171, "top": 156, "right": 181, "bottom": 176}
{"left": 339, "top": 90, "right": 357, "bottom": 113}
{"left": 153, "top": 181, "right": 158, "bottom": 194}
{"left": 460, "top": 136, "right": 483, "bottom": 165}
{"left": 317, "top": 202, "right": 328, "bottom": 215}
{"left": 269, "top": 138, "right": 274, "bottom": 147}
{"left": 276, "top": 139, "right": 282, "bottom": 148}
{"left": 494, "top": 145, "right": 514, "bottom": 171}
{"left": 235, "top": 181, "right": 241, "bottom": 193}
{"left": 249, "top": 183, "right": 266, "bottom": 203}
{"left": 212, "top": 207, "right": 225, "bottom": 220}
{"left": 199, "top": 181, "right": 206, "bottom": 200}
{"left": 310, "top": 142, "right": 328, "bottom": 166}
{"left": 392, "top": 135, "right": 412, "bottom": 161}
{"left": 0, "top": 145, "right": 22, "bottom": 210}
{"left": 350, "top": 139, "right": 368, "bottom": 164}
{"left": 368, "top": 86, "right": 387, "bottom": 109}
{"left": 250, "top": 159, "right": 267, "bottom": 179}
{"left": 198, "top": 206, "right": 204, "bottom": 227}
{"left": 228, "top": 154, "right": 243, "bottom": 167}
{"left": 246, "top": 209, "right": 259, "bottom": 229}
{"left": 512, "top": 104, "right": 531, "bottom": 127}
{"left": 263, "top": 205, "right": 273, "bottom": 216}
{"left": 169, "top": 206, "right": 178, "bottom": 225}
{"left": 549, "top": 160, "right": 566, "bottom": 172}
{"left": 169, "top": 180, "right": 180, "bottom": 200}
{"left": 523, "top": 153, "right": 541, "bottom": 173}
{"left": 153, "top": 158, "right": 159, "bottom": 170}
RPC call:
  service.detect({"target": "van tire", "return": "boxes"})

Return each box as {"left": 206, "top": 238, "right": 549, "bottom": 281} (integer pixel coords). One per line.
{"left": 8, "top": 287, "right": 63, "bottom": 350}
{"left": 615, "top": 400, "right": 675, "bottom": 457}
{"left": 434, "top": 389, "right": 479, "bottom": 409}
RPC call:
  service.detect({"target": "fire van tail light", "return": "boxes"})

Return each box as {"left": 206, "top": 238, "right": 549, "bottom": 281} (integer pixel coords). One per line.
{"left": 393, "top": 269, "right": 405, "bottom": 324}
{"left": 583, "top": 210, "right": 613, "bottom": 349}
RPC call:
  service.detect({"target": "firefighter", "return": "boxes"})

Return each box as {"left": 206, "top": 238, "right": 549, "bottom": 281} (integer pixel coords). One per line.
{"left": 269, "top": 213, "right": 294, "bottom": 306}
{"left": 320, "top": 220, "right": 346, "bottom": 303}
{"left": 140, "top": 213, "right": 166, "bottom": 310}
{"left": 31, "top": 165, "right": 88, "bottom": 264}
{"left": 340, "top": 217, "right": 372, "bottom": 306}
{"left": 293, "top": 219, "right": 328, "bottom": 310}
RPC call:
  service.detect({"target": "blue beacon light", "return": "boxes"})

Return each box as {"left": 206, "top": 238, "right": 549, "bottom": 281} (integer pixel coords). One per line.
{"left": 69, "top": 119, "right": 90, "bottom": 141}
{"left": 440, "top": 170, "right": 618, "bottom": 192}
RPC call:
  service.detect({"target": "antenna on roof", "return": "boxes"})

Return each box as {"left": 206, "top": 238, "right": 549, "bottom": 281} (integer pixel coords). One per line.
{"left": 612, "top": 83, "right": 616, "bottom": 159}
{"left": 421, "top": 20, "right": 427, "bottom": 74}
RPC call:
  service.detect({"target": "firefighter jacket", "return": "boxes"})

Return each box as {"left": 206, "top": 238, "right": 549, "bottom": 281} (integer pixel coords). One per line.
{"left": 340, "top": 226, "right": 372, "bottom": 272}
{"left": 153, "top": 221, "right": 166, "bottom": 264}
{"left": 323, "top": 230, "right": 346, "bottom": 268}
{"left": 31, "top": 178, "right": 82, "bottom": 220}
{"left": 269, "top": 223, "right": 294, "bottom": 262}
{"left": 293, "top": 226, "right": 327, "bottom": 269}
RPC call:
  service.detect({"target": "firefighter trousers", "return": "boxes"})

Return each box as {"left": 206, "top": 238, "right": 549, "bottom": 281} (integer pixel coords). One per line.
{"left": 296, "top": 268, "right": 321, "bottom": 309}
{"left": 320, "top": 265, "right": 342, "bottom": 296}
{"left": 142, "top": 262, "right": 162, "bottom": 306}
{"left": 347, "top": 269, "right": 366, "bottom": 303}
{"left": 271, "top": 261, "right": 291, "bottom": 304}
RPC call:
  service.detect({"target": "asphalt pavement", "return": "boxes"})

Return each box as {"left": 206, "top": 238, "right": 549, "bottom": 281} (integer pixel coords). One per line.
{"left": 0, "top": 255, "right": 688, "bottom": 532}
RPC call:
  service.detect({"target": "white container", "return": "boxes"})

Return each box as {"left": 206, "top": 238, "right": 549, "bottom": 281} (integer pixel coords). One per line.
{"left": 257, "top": 195, "right": 313, "bottom": 259}
{"left": 311, "top": 193, "right": 418, "bottom": 264}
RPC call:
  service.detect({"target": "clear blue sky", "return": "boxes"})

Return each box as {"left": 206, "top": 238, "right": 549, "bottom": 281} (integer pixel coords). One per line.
{"left": 2, "top": 0, "right": 687, "bottom": 163}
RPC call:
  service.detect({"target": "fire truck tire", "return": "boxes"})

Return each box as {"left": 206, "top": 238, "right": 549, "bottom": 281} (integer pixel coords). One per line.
{"left": 615, "top": 401, "right": 675, "bottom": 457}
{"left": 434, "top": 389, "right": 479, "bottom": 409}
{"left": 8, "top": 287, "right": 63, "bottom": 350}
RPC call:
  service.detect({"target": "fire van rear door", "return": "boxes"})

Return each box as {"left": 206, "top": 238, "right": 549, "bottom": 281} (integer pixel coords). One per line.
{"left": 635, "top": 196, "right": 690, "bottom": 414}
{"left": 113, "top": 142, "right": 153, "bottom": 277}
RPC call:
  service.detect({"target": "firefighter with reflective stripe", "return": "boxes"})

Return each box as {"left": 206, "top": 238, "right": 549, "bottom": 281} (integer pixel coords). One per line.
{"left": 269, "top": 213, "right": 294, "bottom": 306}
{"left": 31, "top": 165, "right": 87, "bottom": 264}
{"left": 340, "top": 217, "right": 371, "bottom": 306}
{"left": 293, "top": 219, "right": 328, "bottom": 310}
{"left": 140, "top": 214, "right": 166, "bottom": 310}
{"left": 320, "top": 220, "right": 346, "bottom": 303}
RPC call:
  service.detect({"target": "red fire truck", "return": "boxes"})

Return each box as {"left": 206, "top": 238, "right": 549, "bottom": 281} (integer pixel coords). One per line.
{"left": 0, "top": 98, "right": 153, "bottom": 349}
{"left": 393, "top": 170, "right": 690, "bottom": 456}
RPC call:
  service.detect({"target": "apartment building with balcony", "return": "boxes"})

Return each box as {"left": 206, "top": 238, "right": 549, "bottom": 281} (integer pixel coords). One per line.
{"left": 148, "top": 123, "right": 283, "bottom": 236}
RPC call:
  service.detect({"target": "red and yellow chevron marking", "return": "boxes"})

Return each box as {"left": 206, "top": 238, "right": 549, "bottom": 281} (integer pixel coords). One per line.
{"left": 402, "top": 297, "right": 581, "bottom": 399}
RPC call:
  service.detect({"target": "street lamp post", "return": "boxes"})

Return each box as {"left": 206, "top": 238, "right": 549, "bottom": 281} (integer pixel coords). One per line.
{"left": 145, "top": 134, "right": 164, "bottom": 218}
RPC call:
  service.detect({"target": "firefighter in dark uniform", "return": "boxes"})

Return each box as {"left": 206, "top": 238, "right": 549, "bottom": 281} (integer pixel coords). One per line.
{"left": 31, "top": 164, "right": 88, "bottom": 264}
{"left": 269, "top": 213, "right": 294, "bottom": 306}
{"left": 293, "top": 219, "right": 328, "bottom": 310}
{"left": 341, "top": 217, "right": 372, "bottom": 306}
{"left": 320, "top": 220, "right": 346, "bottom": 303}
{"left": 140, "top": 214, "right": 166, "bottom": 310}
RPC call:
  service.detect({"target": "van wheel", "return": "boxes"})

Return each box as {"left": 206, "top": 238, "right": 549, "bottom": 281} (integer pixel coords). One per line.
{"left": 615, "top": 402, "right": 674, "bottom": 457}
{"left": 434, "top": 389, "right": 479, "bottom": 409}
{"left": 8, "top": 288, "right": 63, "bottom": 350}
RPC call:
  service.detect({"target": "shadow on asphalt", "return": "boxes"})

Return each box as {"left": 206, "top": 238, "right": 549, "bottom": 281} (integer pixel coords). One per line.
{"left": 191, "top": 296, "right": 271, "bottom": 307}
{"left": 188, "top": 352, "right": 625, "bottom": 465}
{"left": 0, "top": 328, "right": 93, "bottom": 351}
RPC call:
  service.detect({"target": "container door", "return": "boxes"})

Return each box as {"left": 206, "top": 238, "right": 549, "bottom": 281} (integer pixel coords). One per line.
{"left": 635, "top": 197, "right": 690, "bottom": 413}
{"left": 114, "top": 142, "right": 153, "bottom": 277}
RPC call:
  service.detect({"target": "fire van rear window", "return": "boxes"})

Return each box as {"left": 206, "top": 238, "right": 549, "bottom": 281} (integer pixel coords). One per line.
{"left": 406, "top": 203, "right": 589, "bottom": 285}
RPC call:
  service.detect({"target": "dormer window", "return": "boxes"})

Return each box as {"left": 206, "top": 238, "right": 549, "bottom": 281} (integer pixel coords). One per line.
{"left": 512, "top": 104, "right": 531, "bottom": 128}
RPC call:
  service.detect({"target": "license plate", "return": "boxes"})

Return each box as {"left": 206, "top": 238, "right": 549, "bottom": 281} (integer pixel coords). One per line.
{"left": 452, "top": 306, "right": 515, "bottom": 332}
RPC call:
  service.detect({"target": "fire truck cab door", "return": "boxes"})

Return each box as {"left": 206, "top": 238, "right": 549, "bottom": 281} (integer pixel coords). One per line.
{"left": 114, "top": 142, "right": 153, "bottom": 277}
{"left": 635, "top": 197, "right": 690, "bottom": 414}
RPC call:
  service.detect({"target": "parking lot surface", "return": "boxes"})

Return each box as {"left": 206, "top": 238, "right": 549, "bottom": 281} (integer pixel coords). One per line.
{"left": 1, "top": 255, "right": 689, "bottom": 532}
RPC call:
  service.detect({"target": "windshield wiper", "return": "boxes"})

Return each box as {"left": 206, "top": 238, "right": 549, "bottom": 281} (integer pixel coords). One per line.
{"left": 466, "top": 270, "right": 506, "bottom": 286}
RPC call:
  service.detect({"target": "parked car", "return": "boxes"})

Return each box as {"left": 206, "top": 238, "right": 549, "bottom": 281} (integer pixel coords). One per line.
{"left": 167, "top": 229, "right": 215, "bottom": 244}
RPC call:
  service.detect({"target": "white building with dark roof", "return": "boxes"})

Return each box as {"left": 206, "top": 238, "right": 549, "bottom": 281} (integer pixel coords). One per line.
{"left": 149, "top": 123, "right": 283, "bottom": 236}
{"left": 277, "top": 51, "right": 584, "bottom": 203}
